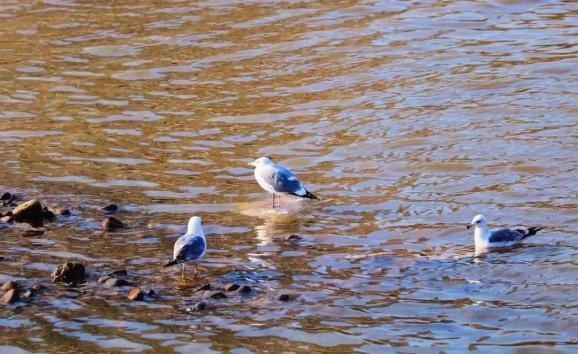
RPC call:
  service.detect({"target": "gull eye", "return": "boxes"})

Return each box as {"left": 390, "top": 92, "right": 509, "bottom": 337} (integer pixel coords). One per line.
{"left": 476, "top": 220, "right": 481, "bottom": 224}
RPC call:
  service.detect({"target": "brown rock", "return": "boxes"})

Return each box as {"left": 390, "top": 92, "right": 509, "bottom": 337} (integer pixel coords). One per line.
{"left": 237, "top": 285, "right": 252, "bottom": 294}
{"left": 285, "top": 234, "right": 303, "bottom": 241}
{"left": 203, "top": 291, "right": 227, "bottom": 300}
{"left": 104, "top": 278, "right": 129, "bottom": 287}
{"left": 278, "top": 293, "right": 295, "bottom": 302}
{"left": 50, "top": 208, "right": 71, "bottom": 216}
{"left": 1, "top": 280, "right": 18, "bottom": 291}
{"left": 102, "top": 216, "right": 124, "bottom": 230}
{"left": 224, "top": 283, "right": 240, "bottom": 292}
{"left": 100, "top": 204, "right": 118, "bottom": 213}
{"left": 127, "top": 288, "right": 144, "bottom": 301}
{"left": 1, "top": 288, "right": 19, "bottom": 304}
{"left": 42, "top": 207, "right": 55, "bottom": 220}
{"left": 51, "top": 262, "right": 86, "bottom": 283}
{"left": 12, "top": 199, "right": 44, "bottom": 227}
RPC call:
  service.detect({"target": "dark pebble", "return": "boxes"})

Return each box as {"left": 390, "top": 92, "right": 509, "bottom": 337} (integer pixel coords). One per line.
{"left": 127, "top": 288, "right": 144, "bottom": 301}
{"left": 102, "top": 216, "right": 124, "bottom": 230}
{"left": 203, "top": 291, "right": 227, "bottom": 300}
{"left": 1, "top": 288, "right": 19, "bottom": 304}
{"left": 108, "top": 269, "right": 128, "bottom": 277}
{"left": 104, "top": 278, "right": 129, "bottom": 287}
{"left": 224, "top": 283, "right": 240, "bottom": 292}
{"left": 187, "top": 301, "right": 208, "bottom": 312}
{"left": 100, "top": 204, "right": 118, "bottom": 213}
{"left": 42, "top": 207, "right": 55, "bottom": 220}
{"left": 31, "top": 284, "right": 45, "bottom": 291}
{"left": 237, "top": 285, "right": 252, "bottom": 294}
{"left": 0, "top": 192, "right": 11, "bottom": 201}
{"left": 146, "top": 289, "right": 156, "bottom": 297}
{"left": 285, "top": 234, "right": 303, "bottom": 241}
{"left": 278, "top": 294, "right": 295, "bottom": 302}
{"left": 195, "top": 283, "right": 211, "bottom": 291}
{"left": 1, "top": 280, "right": 18, "bottom": 291}
{"left": 2, "top": 211, "right": 13, "bottom": 217}
{"left": 51, "top": 262, "right": 86, "bottom": 283}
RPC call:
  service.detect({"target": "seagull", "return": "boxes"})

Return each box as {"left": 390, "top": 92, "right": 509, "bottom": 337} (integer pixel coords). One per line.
{"left": 467, "top": 214, "right": 542, "bottom": 249}
{"left": 164, "top": 216, "right": 206, "bottom": 277}
{"left": 248, "top": 157, "right": 318, "bottom": 208}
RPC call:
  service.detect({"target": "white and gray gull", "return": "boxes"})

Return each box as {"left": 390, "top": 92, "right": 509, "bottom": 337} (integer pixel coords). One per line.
{"left": 248, "top": 157, "right": 318, "bottom": 208}
{"left": 165, "top": 216, "right": 206, "bottom": 276}
{"left": 467, "top": 214, "right": 542, "bottom": 249}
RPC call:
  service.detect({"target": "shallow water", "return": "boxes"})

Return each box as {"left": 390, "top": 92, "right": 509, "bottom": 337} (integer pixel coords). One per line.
{"left": 1, "top": 0, "right": 578, "bottom": 352}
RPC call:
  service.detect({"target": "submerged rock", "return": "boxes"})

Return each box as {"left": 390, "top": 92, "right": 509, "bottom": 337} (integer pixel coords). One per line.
{"left": 195, "top": 283, "right": 211, "bottom": 292}
{"left": 224, "top": 283, "right": 240, "bottom": 292}
{"left": 186, "top": 301, "right": 210, "bottom": 312}
{"left": 51, "top": 262, "right": 86, "bottom": 283}
{"left": 102, "top": 216, "right": 124, "bottom": 230}
{"left": 12, "top": 199, "right": 44, "bottom": 227}
{"left": 104, "top": 278, "right": 129, "bottom": 287}
{"left": 146, "top": 289, "right": 156, "bottom": 297}
{"left": 0, "top": 192, "right": 15, "bottom": 206}
{"left": 237, "top": 285, "right": 252, "bottom": 294}
{"left": 100, "top": 204, "right": 118, "bottom": 213}
{"left": 203, "top": 291, "right": 227, "bottom": 300}
{"left": 42, "top": 207, "right": 55, "bottom": 220}
{"left": 278, "top": 293, "right": 296, "bottom": 302}
{"left": 127, "top": 288, "right": 144, "bottom": 301}
{"left": 285, "top": 234, "right": 303, "bottom": 241}
{"left": 1, "top": 288, "right": 19, "bottom": 304}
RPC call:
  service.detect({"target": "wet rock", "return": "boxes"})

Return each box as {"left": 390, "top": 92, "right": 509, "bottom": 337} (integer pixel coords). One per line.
{"left": 285, "top": 234, "right": 303, "bottom": 241}
{"left": 100, "top": 204, "right": 118, "bottom": 213}
{"left": 195, "top": 283, "right": 211, "bottom": 292}
{"left": 97, "top": 276, "right": 111, "bottom": 284}
{"left": 127, "top": 288, "right": 144, "bottom": 301}
{"left": 51, "top": 262, "right": 86, "bottom": 283}
{"left": 278, "top": 293, "right": 296, "bottom": 302}
{"left": 0, "top": 215, "right": 13, "bottom": 224}
{"left": 186, "top": 301, "right": 209, "bottom": 312}
{"left": 32, "top": 284, "right": 45, "bottom": 291}
{"left": 146, "top": 289, "right": 156, "bottom": 297}
{"left": 102, "top": 216, "right": 124, "bottom": 230}
{"left": 0, "top": 192, "right": 15, "bottom": 206}
{"left": 1, "top": 280, "right": 18, "bottom": 291}
{"left": 104, "top": 278, "right": 129, "bottom": 287}
{"left": 237, "top": 285, "right": 252, "bottom": 294}
{"left": 42, "top": 207, "right": 55, "bottom": 220}
{"left": 1, "top": 288, "right": 19, "bottom": 304}
{"left": 2, "top": 211, "right": 12, "bottom": 217}
{"left": 108, "top": 269, "right": 127, "bottom": 277}
{"left": 51, "top": 207, "right": 71, "bottom": 216}
{"left": 224, "top": 283, "right": 240, "bottom": 292}
{"left": 22, "top": 289, "right": 35, "bottom": 298}
{"left": 12, "top": 199, "right": 44, "bottom": 227}
{"left": 203, "top": 291, "right": 227, "bottom": 300}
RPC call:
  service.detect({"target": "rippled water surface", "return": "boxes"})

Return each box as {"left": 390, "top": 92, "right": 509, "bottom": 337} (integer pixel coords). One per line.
{"left": 1, "top": 0, "right": 578, "bottom": 352}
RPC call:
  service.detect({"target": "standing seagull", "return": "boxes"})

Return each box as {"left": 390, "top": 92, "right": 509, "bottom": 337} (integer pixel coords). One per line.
{"left": 467, "top": 214, "right": 542, "bottom": 249}
{"left": 165, "top": 216, "right": 206, "bottom": 277}
{"left": 248, "top": 157, "right": 318, "bottom": 208}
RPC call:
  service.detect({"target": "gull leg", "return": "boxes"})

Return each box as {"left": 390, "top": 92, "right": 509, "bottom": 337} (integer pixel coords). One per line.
{"left": 277, "top": 195, "right": 281, "bottom": 208}
{"left": 181, "top": 263, "right": 185, "bottom": 279}
{"left": 272, "top": 194, "right": 276, "bottom": 208}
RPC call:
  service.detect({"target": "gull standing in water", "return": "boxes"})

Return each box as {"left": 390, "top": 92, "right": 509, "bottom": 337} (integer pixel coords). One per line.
{"left": 165, "top": 216, "right": 206, "bottom": 277}
{"left": 467, "top": 214, "right": 542, "bottom": 250}
{"left": 248, "top": 157, "right": 318, "bottom": 208}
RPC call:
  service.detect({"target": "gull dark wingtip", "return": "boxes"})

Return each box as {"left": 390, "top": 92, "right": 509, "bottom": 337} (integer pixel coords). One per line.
{"left": 164, "top": 259, "right": 178, "bottom": 268}
{"left": 304, "top": 191, "right": 318, "bottom": 200}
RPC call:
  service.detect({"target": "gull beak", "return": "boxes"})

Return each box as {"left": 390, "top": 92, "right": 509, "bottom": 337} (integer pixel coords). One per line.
{"left": 466, "top": 224, "right": 472, "bottom": 230}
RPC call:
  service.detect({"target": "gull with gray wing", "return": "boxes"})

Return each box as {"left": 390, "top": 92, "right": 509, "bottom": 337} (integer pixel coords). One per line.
{"left": 467, "top": 214, "right": 542, "bottom": 250}
{"left": 248, "top": 157, "right": 318, "bottom": 208}
{"left": 165, "top": 216, "right": 206, "bottom": 277}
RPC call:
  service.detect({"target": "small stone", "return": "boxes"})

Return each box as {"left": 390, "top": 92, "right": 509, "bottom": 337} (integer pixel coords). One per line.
{"left": 49, "top": 207, "right": 71, "bottom": 216}
{"left": 22, "top": 289, "right": 34, "bottom": 298}
{"left": 107, "top": 269, "right": 127, "bottom": 277}
{"left": 104, "top": 278, "right": 129, "bottom": 287}
{"left": 51, "top": 262, "right": 86, "bottom": 283}
{"left": 12, "top": 199, "right": 44, "bottom": 227}
{"left": 187, "top": 301, "right": 208, "bottom": 312}
{"left": 203, "top": 291, "right": 227, "bottom": 300}
{"left": 0, "top": 192, "right": 11, "bottom": 201}
{"left": 285, "top": 234, "right": 303, "bottom": 241}
{"left": 0, "top": 215, "right": 13, "bottom": 224}
{"left": 195, "top": 283, "right": 211, "bottom": 291}
{"left": 42, "top": 207, "right": 55, "bottom": 220}
{"left": 237, "top": 285, "right": 252, "bottom": 294}
{"left": 100, "top": 204, "right": 118, "bottom": 213}
{"left": 127, "top": 288, "right": 144, "bottom": 301}
{"left": 1, "top": 288, "right": 19, "bottom": 304}
{"left": 102, "top": 216, "right": 124, "bottom": 230}
{"left": 1, "top": 280, "right": 18, "bottom": 291}
{"left": 278, "top": 293, "right": 295, "bottom": 302}
{"left": 97, "top": 276, "right": 111, "bottom": 284}
{"left": 224, "top": 283, "right": 240, "bottom": 292}
{"left": 146, "top": 289, "right": 156, "bottom": 297}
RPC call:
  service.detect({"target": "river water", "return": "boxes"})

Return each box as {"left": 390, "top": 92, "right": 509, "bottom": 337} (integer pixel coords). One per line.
{"left": 1, "top": 0, "right": 577, "bottom": 352}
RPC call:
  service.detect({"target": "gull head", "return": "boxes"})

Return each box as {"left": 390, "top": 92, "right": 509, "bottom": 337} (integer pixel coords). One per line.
{"left": 186, "top": 216, "right": 204, "bottom": 235}
{"left": 467, "top": 214, "right": 487, "bottom": 230}
{"left": 248, "top": 156, "right": 273, "bottom": 168}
